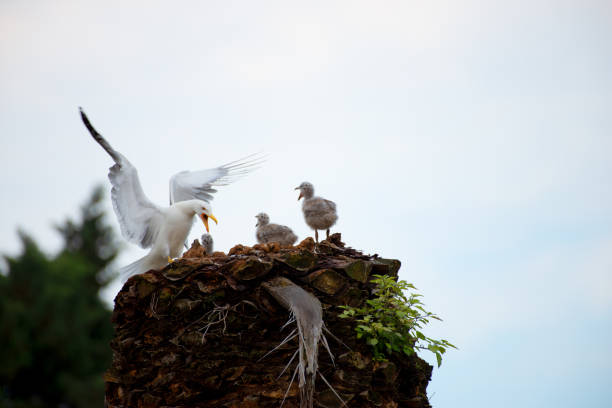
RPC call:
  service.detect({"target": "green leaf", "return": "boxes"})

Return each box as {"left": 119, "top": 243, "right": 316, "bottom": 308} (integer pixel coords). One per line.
{"left": 342, "top": 274, "right": 454, "bottom": 367}
{"left": 403, "top": 345, "right": 415, "bottom": 355}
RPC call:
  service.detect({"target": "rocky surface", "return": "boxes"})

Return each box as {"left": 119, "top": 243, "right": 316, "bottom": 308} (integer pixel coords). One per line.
{"left": 105, "top": 234, "right": 432, "bottom": 408}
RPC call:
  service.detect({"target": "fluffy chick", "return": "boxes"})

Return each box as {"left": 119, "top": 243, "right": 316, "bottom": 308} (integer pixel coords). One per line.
{"left": 295, "top": 182, "right": 338, "bottom": 243}
{"left": 200, "top": 233, "right": 214, "bottom": 255}
{"left": 255, "top": 213, "right": 298, "bottom": 246}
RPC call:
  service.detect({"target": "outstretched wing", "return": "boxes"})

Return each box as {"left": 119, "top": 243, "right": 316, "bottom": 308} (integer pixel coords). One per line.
{"left": 169, "top": 153, "right": 264, "bottom": 205}
{"left": 80, "top": 108, "right": 164, "bottom": 249}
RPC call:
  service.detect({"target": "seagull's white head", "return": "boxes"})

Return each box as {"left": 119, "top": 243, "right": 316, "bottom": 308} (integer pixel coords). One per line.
{"left": 255, "top": 212, "right": 269, "bottom": 227}
{"left": 190, "top": 200, "right": 218, "bottom": 233}
{"left": 294, "top": 182, "right": 314, "bottom": 200}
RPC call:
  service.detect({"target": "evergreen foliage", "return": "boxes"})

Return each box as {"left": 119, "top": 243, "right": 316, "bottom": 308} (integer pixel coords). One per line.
{"left": 0, "top": 187, "right": 119, "bottom": 408}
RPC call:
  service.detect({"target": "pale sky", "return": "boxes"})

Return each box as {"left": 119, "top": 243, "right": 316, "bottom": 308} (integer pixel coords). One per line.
{"left": 1, "top": 1, "right": 611, "bottom": 406}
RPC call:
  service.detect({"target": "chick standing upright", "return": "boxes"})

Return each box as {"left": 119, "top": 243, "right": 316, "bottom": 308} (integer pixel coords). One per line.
{"left": 200, "top": 233, "right": 214, "bottom": 255}
{"left": 295, "top": 182, "right": 338, "bottom": 243}
{"left": 255, "top": 213, "right": 298, "bottom": 246}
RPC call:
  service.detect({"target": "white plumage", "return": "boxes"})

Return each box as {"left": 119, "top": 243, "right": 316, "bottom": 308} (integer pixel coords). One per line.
{"left": 295, "top": 182, "right": 338, "bottom": 243}
{"left": 80, "top": 108, "right": 260, "bottom": 278}
{"left": 255, "top": 213, "right": 298, "bottom": 246}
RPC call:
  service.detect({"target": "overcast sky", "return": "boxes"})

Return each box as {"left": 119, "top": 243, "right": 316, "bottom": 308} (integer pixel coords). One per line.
{"left": 1, "top": 1, "right": 611, "bottom": 406}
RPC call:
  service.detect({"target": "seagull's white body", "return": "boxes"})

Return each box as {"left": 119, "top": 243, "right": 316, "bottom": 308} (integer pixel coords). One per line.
{"left": 81, "top": 109, "right": 261, "bottom": 279}
{"left": 122, "top": 200, "right": 206, "bottom": 276}
{"left": 157, "top": 202, "right": 198, "bottom": 259}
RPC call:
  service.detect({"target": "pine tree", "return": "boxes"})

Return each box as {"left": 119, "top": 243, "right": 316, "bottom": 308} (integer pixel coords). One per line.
{"left": 0, "top": 187, "right": 120, "bottom": 408}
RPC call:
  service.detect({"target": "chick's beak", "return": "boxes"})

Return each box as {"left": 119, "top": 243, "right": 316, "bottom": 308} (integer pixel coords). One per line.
{"left": 200, "top": 213, "right": 218, "bottom": 233}
{"left": 297, "top": 191, "right": 303, "bottom": 201}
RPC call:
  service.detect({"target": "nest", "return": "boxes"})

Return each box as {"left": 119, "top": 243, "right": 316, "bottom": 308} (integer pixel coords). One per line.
{"left": 106, "top": 234, "right": 432, "bottom": 408}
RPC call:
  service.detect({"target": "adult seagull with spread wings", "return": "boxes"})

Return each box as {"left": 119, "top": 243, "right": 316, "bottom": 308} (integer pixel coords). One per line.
{"left": 80, "top": 108, "right": 261, "bottom": 278}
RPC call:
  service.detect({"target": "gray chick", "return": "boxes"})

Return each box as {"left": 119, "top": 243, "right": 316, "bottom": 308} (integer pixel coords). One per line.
{"left": 200, "top": 233, "right": 214, "bottom": 255}
{"left": 295, "top": 182, "right": 338, "bottom": 243}
{"left": 255, "top": 213, "right": 298, "bottom": 246}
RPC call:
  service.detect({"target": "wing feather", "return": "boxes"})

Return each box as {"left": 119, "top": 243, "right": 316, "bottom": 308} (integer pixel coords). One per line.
{"left": 169, "top": 153, "right": 264, "bottom": 205}
{"left": 81, "top": 108, "right": 164, "bottom": 249}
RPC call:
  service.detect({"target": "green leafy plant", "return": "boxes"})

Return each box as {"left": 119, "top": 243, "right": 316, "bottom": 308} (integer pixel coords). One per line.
{"left": 339, "top": 274, "right": 456, "bottom": 366}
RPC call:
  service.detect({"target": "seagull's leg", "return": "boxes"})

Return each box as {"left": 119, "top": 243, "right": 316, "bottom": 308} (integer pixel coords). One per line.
{"left": 315, "top": 230, "right": 319, "bottom": 243}
{"left": 165, "top": 244, "right": 175, "bottom": 264}
{"left": 326, "top": 229, "right": 330, "bottom": 239}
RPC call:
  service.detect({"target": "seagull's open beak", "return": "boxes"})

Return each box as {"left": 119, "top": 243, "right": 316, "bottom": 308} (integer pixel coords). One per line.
{"left": 200, "top": 213, "right": 218, "bottom": 233}
{"left": 295, "top": 187, "right": 303, "bottom": 200}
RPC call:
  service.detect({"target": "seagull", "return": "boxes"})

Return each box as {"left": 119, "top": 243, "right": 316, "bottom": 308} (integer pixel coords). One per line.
{"left": 80, "top": 108, "right": 262, "bottom": 278}
{"left": 255, "top": 213, "right": 298, "bottom": 246}
{"left": 201, "top": 233, "right": 214, "bottom": 255}
{"left": 295, "top": 182, "right": 338, "bottom": 243}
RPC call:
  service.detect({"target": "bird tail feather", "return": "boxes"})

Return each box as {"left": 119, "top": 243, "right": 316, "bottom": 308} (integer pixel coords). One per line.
{"left": 119, "top": 254, "right": 155, "bottom": 282}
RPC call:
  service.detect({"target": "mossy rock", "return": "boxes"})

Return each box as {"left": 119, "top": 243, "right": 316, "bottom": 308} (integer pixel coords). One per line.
{"left": 340, "top": 260, "right": 372, "bottom": 283}
{"left": 316, "top": 389, "right": 355, "bottom": 408}
{"left": 274, "top": 250, "right": 318, "bottom": 273}
{"left": 108, "top": 236, "right": 433, "bottom": 408}
{"left": 172, "top": 298, "right": 202, "bottom": 313}
{"left": 361, "top": 390, "right": 383, "bottom": 406}
{"left": 374, "top": 361, "right": 399, "bottom": 385}
{"left": 332, "top": 369, "right": 371, "bottom": 390}
{"left": 338, "top": 351, "right": 369, "bottom": 370}
{"left": 136, "top": 279, "right": 156, "bottom": 299}
{"left": 371, "top": 258, "right": 401, "bottom": 278}
{"left": 162, "top": 261, "right": 196, "bottom": 281}
{"left": 316, "top": 241, "right": 343, "bottom": 255}
{"left": 227, "top": 257, "right": 273, "bottom": 281}
{"left": 340, "top": 286, "right": 367, "bottom": 307}
{"left": 306, "top": 269, "right": 347, "bottom": 295}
